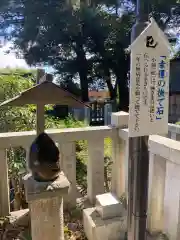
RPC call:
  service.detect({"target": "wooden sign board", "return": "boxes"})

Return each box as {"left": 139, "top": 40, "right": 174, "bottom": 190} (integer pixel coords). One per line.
{"left": 129, "top": 18, "right": 171, "bottom": 137}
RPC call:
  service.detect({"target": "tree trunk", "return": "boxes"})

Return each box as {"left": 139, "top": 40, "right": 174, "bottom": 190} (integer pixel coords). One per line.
{"left": 75, "top": 41, "right": 89, "bottom": 102}
{"left": 89, "top": 33, "right": 116, "bottom": 101}
{"left": 117, "top": 77, "right": 129, "bottom": 112}
{"left": 114, "top": 59, "right": 129, "bottom": 112}
{"left": 79, "top": 69, "right": 89, "bottom": 102}
{"left": 105, "top": 76, "right": 116, "bottom": 100}
{"left": 103, "top": 64, "right": 116, "bottom": 100}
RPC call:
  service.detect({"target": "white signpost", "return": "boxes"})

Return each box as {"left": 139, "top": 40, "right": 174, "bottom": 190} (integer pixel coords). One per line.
{"left": 129, "top": 18, "right": 171, "bottom": 137}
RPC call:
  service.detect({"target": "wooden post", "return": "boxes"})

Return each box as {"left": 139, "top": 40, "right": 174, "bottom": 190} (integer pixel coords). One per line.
{"left": 36, "top": 69, "right": 46, "bottom": 135}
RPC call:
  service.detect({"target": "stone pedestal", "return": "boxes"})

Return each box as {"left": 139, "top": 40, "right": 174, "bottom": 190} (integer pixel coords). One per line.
{"left": 23, "top": 172, "right": 70, "bottom": 240}
{"left": 83, "top": 193, "right": 127, "bottom": 240}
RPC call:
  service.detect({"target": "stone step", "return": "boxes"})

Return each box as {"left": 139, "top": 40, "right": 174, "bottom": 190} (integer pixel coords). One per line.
{"left": 10, "top": 208, "right": 29, "bottom": 226}
{"left": 95, "top": 193, "right": 126, "bottom": 220}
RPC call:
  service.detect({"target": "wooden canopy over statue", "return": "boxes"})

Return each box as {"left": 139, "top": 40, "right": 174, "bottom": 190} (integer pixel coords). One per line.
{"left": 0, "top": 71, "right": 88, "bottom": 107}
{"left": 0, "top": 69, "right": 89, "bottom": 134}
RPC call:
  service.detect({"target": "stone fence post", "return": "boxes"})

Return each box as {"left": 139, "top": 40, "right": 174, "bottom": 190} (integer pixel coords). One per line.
{"left": 23, "top": 172, "right": 70, "bottom": 240}
{"left": 168, "top": 123, "right": 180, "bottom": 141}
{"left": 111, "top": 111, "right": 129, "bottom": 197}
{"left": 104, "top": 103, "right": 112, "bottom": 125}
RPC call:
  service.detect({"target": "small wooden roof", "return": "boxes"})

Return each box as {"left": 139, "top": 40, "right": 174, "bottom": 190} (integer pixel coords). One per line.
{"left": 0, "top": 81, "right": 89, "bottom": 107}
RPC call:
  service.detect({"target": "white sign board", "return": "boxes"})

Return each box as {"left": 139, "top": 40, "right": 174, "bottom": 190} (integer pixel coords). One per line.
{"left": 128, "top": 18, "right": 171, "bottom": 137}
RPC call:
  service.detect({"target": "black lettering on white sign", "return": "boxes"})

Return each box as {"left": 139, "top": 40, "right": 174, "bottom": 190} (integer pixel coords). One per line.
{"left": 146, "top": 36, "right": 158, "bottom": 48}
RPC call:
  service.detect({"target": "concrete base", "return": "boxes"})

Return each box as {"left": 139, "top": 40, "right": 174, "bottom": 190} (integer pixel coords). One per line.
{"left": 83, "top": 208, "right": 127, "bottom": 240}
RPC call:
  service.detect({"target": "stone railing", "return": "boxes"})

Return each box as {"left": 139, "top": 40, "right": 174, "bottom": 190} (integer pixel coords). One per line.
{"left": 0, "top": 112, "right": 128, "bottom": 219}
{"left": 1, "top": 112, "right": 180, "bottom": 239}
{"left": 117, "top": 128, "right": 180, "bottom": 239}
{"left": 84, "top": 116, "right": 180, "bottom": 240}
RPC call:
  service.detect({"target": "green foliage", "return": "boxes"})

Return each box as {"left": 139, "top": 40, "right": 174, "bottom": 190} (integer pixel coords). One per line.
{"left": 8, "top": 147, "right": 26, "bottom": 178}
{"left": 0, "top": 69, "right": 34, "bottom": 99}
{"left": 64, "top": 114, "right": 86, "bottom": 128}
{"left": 0, "top": 69, "right": 34, "bottom": 132}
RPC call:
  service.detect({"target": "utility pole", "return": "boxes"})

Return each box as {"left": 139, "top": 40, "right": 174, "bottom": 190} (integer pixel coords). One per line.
{"left": 128, "top": 0, "right": 149, "bottom": 239}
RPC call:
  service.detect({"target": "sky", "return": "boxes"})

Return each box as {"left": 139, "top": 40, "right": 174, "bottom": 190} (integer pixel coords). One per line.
{"left": 0, "top": 39, "right": 30, "bottom": 69}
{"left": 0, "top": 38, "right": 54, "bottom": 72}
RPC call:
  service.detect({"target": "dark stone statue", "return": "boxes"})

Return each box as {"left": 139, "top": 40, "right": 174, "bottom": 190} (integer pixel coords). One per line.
{"left": 28, "top": 132, "right": 60, "bottom": 182}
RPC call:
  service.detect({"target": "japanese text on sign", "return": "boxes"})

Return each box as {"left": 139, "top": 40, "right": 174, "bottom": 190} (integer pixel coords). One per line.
{"left": 129, "top": 18, "right": 170, "bottom": 137}
{"left": 143, "top": 53, "right": 149, "bottom": 105}
{"left": 150, "top": 57, "right": 156, "bottom": 123}
{"left": 156, "top": 56, "right": 166, "bottom": 120}
{"left": 134, "top": 54, "right": 141, "bottom": 132}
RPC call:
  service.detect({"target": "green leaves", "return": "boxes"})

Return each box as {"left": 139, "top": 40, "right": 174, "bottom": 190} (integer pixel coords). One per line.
{"left": 0, "top": 70, "right": 34, "bottom": 132}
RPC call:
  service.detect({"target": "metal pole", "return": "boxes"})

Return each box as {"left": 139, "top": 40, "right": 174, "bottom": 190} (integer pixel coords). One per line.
{"left": 128, "top": 0, "right": 149, "bottom": 239}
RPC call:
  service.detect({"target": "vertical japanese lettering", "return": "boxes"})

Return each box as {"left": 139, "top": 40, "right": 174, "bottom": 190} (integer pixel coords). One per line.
{"left": 143, "top": 53, "right": 149, "bottom": 105}
{"left": 134, "top": 54, "right": 141, "bottom": 132}
{"left": 156, "top": 56, "right": 166, "bottom": 120}
{"left": 150, "top": 57, "right": 156, "bottom": 122}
